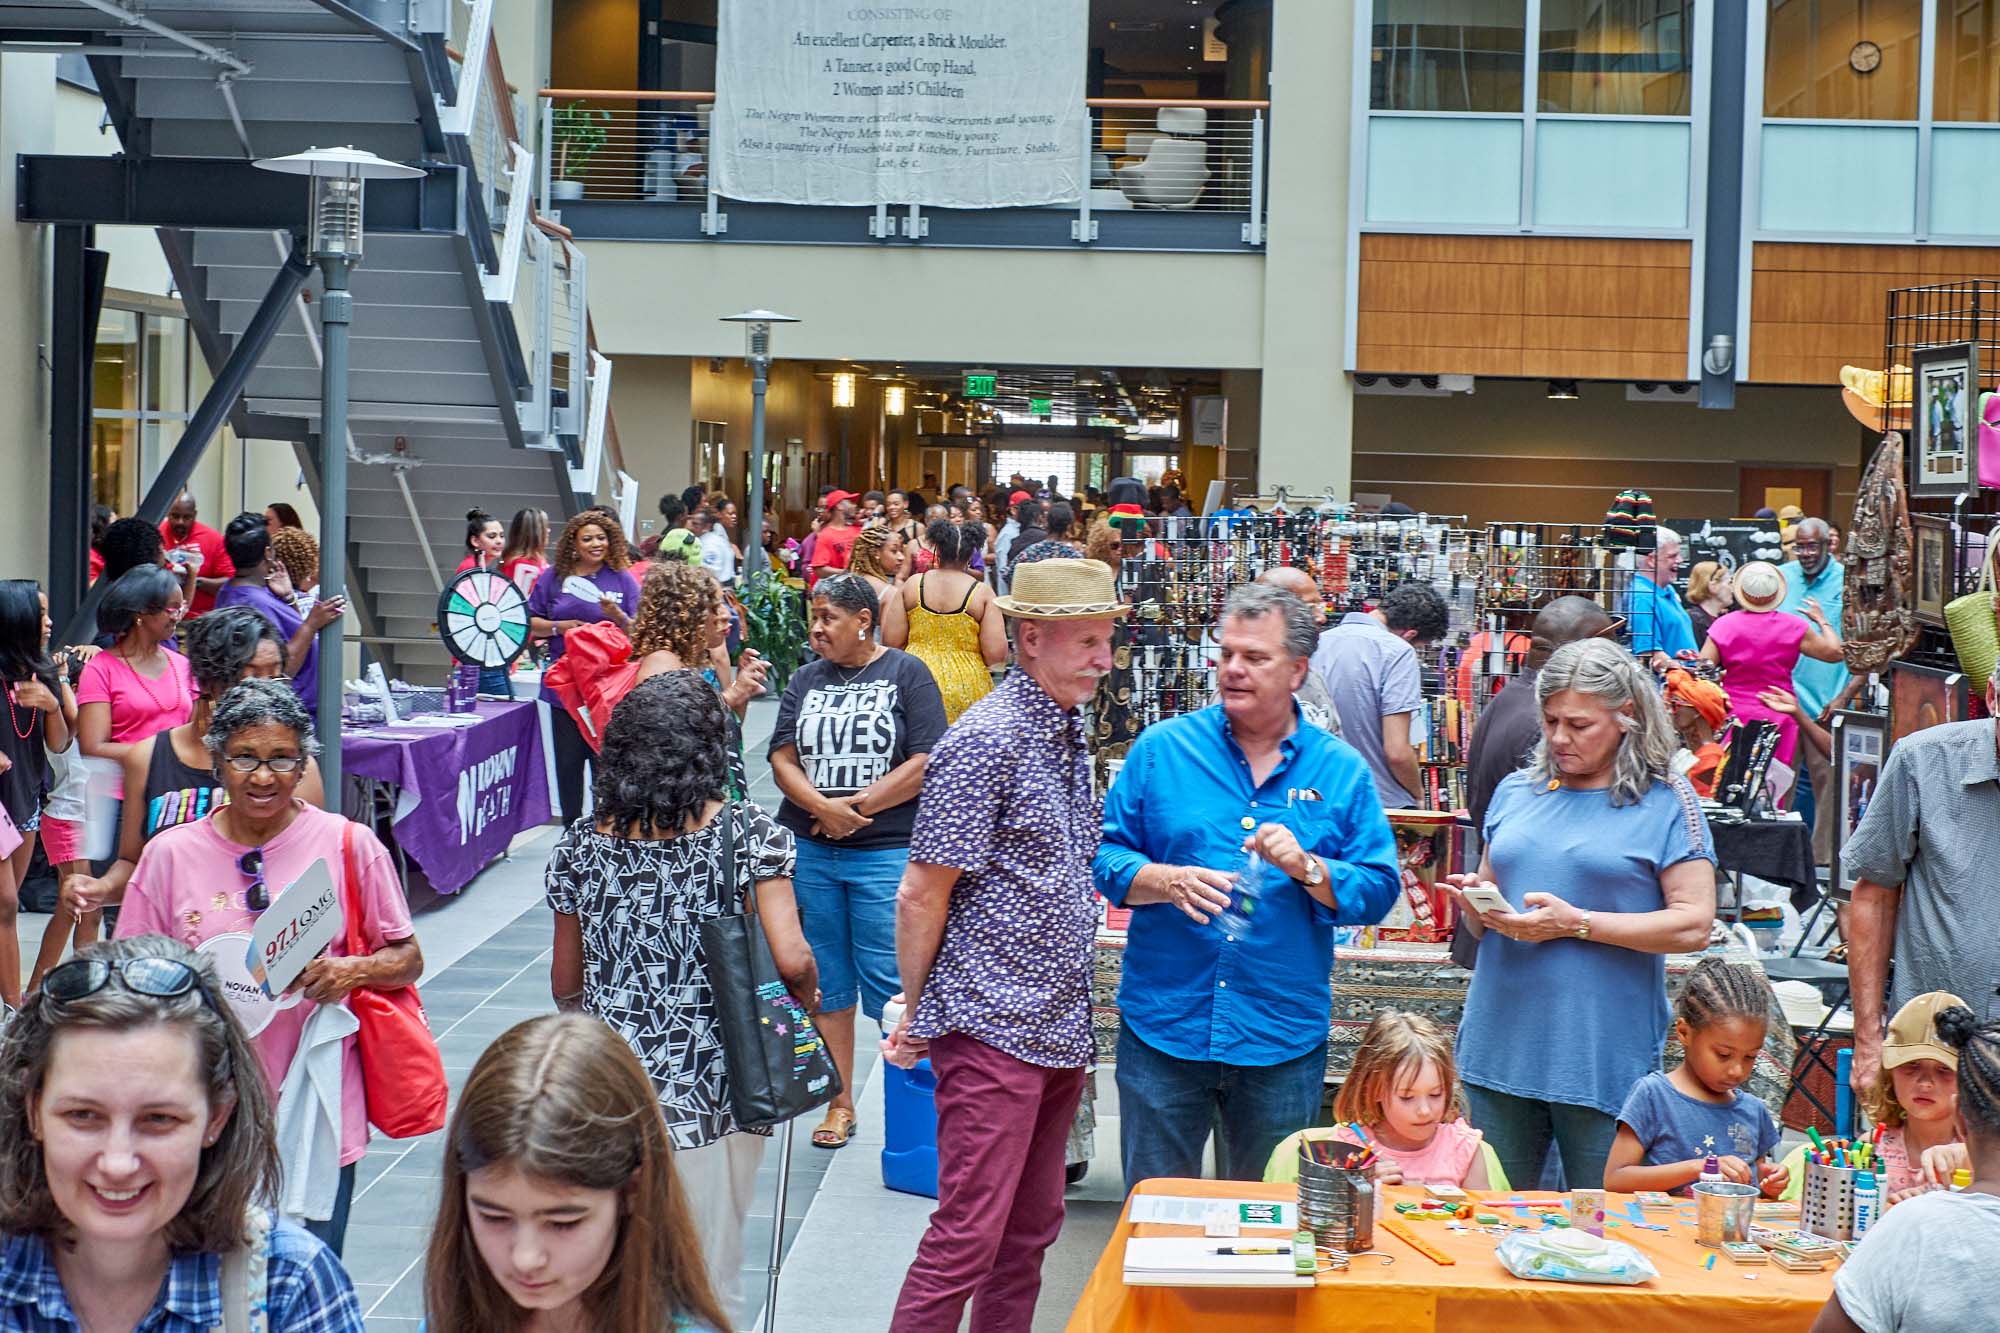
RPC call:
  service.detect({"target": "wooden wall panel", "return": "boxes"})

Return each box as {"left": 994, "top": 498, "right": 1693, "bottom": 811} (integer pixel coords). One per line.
{"left": 1749, "top": 243, "right": 2000, "bottom": 385}
{"left": 1356, "top": 235, "right": 1692, "bottom": 381}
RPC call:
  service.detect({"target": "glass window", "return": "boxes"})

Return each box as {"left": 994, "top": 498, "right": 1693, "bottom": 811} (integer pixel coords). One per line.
{"left": 1765, "top": 0, "right": 1923, "bottom": 120}
{"left": 1371, "top": 0, "right": 1528, "bottom": 111}
{"left": 1936, "top": 0, "right": 2000, "bottom": 121}
{"left": 1539, "top": 1, "right": 1694, "bottom": 114}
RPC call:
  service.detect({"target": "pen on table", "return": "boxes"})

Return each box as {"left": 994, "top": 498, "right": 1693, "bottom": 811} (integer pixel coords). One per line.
{"left": 1213, "top": 1246, "right": 1290, "bottom": 1255}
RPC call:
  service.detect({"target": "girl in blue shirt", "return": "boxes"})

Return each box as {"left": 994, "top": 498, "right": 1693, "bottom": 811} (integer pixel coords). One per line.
{"left": 422, "top": 1014, "right": 727, "bottom": 1333}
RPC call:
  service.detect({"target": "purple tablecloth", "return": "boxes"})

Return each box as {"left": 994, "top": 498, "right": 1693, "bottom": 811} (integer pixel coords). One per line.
{"left": 341, "top": 700, "right": 552, "bottom": 894}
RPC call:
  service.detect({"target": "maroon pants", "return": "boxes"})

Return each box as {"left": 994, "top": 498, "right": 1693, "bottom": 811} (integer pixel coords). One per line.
{"left": 889, "top": 1033, "right": 1087, "bottom": 1332}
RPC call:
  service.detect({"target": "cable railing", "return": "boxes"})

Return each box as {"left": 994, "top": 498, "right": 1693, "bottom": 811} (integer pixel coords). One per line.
{"left": 534, "top": 89, "right": 1270, "bottom": 247}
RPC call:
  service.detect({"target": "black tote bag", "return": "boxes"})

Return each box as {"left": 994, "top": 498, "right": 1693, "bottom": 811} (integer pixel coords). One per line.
{"left": 698, "top": 803, "right": 842, "bottom": 1130}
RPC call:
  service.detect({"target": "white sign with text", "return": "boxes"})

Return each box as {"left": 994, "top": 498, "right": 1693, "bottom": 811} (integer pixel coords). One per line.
{"left": 713, "top": 0, "right": 1088, "bottom": 207}
{"left": 246, "top": 859, "right": 345, "bottom": 1000}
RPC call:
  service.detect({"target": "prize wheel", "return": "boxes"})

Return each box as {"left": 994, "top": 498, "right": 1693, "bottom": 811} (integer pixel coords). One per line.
{"left": 436, "top": 568, "right": 531, "bottom": 668}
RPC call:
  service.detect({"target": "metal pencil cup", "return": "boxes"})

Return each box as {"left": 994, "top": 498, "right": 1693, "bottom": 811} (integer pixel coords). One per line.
{"left": 1693, "top": 1181, "right": 1757, "bottom": 1247}
{"left": 1802, "top": 1161, "right": 1858, "bottom": 1240}
{"left": 1296, "top": 1140, "right": 1374, "bottom": 1253}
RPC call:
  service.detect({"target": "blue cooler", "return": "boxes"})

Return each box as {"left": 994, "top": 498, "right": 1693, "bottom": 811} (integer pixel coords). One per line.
{"left": 880, "top": 1058, "right": 939, "bottom": 1198}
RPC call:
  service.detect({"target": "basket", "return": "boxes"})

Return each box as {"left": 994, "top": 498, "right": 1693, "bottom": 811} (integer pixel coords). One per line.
{"left": 391, "top": 686, "right": 448, "bottom": 717}
{"left": 1296, "top": 1140, "right": 1375, "bottom": 1253}
{"left": 1802, "top": 1160, "right": 1858, "bottom": 1240}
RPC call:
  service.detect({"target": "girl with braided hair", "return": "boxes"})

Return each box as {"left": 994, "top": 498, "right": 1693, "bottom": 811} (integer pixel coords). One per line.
{"left": 1603, "top": 955, "right": 1787, "bottom": 1197}
{"left": 1816, "top": 1005, "right": 2000, "bottom": 1332}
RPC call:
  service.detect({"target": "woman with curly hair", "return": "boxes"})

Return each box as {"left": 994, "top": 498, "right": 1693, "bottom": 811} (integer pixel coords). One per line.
{"left": 546, "top": 672, "right": 817, "bottom": 1316}
{"left": 628, "top": 564, "right": 770, "bottom": 797}
{"left": 528, "top": 512, "right": 640, "bottom": 822}
{"left": 269, "top": 525, "right": 321, "bottom": 612}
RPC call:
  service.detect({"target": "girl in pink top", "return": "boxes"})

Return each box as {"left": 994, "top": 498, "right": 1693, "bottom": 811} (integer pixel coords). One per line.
{"left": 1699, "top": 560, "right": 1843, "bottom": 771}
{"left": 76, "top": 566, "right": 192, "bottom": 798}
{"left": 1329, "top": 1011, "right": 1490, "bottom": 1188}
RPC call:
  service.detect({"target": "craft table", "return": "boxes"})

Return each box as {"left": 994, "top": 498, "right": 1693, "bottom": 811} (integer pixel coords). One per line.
{"left": 1066, "top": 1178, "right": 1837, "bottom": 1332}
{"left": 1091, "top": 935, "right": 1796, "bottom": 1121}
{"left": 340, "top": 700, "right": 552, "bottom": 895}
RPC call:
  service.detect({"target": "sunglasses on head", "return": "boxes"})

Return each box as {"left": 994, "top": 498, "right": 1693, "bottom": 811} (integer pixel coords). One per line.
{"left": 237, "top": 848, "right": 270, "bottom": 912}
{"left": 42, "top": 956, "right": 203, "bottom": 1006}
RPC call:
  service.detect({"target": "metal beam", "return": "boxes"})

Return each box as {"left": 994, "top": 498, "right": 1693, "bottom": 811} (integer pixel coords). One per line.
{"left": 63, "top": 0, "right": 249, "bottom": 74}
{"left": 57, "top": 243, "right": 314, "bottom": 642}
{"left": 1699, "top": 2, "right": 1748, "bottom": 411}
{"left": 48, "top": 227, "right": 107, "bottom": 632}
{"left": 17, "top": 155, "right": 463, "bottom": 233}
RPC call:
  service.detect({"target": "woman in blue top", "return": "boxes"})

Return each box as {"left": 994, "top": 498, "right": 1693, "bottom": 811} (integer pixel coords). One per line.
{"left": 423, "top": 1013, "right": 728, "bottom": 1333}
{"left": 0, "top": 935, "right": 363, "bottom": 1331}
{"left": 1446, "top": 638, "right": 1717, "bottom": 1191}
{"left": 527, "top": 511, "right": 640, "bottom": 824}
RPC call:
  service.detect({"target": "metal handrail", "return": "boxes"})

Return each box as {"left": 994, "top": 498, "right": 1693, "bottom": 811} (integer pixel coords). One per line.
{"left": 482, "top": 138, "right": 534, "bottom": 303}
{"left": 437, "top": 0, "right": 493, "bottom": 137}
{"left": 536, "top": 88, "right": 1272, "bottom": 110}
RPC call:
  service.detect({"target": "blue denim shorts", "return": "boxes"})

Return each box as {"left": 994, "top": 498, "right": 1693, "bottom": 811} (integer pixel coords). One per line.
{"left": 789, "top": 839, "right": 906, "bottom": 1019}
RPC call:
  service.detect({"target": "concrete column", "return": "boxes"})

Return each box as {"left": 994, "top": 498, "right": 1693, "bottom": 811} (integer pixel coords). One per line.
{"left": 1254, "top": 0, "right": 1352, "bottom": 498}
{"left": 0, "top": 55, "right": 56, "bottom": 579}
{"left": 610, "top": 353, "right": 694, "bottom": 522}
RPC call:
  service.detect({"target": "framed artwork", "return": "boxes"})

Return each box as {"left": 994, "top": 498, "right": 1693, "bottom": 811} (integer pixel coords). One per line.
{"left": 1888, "top": 661, "right": 1967, "bottom": 748}
{"left": 1910, "top": 342, "right": 1977, "bottom": 497}
{"left": 1830, "top": 710, "right": 1887, "bottom": 896}
{"left": 1912, "top": 514, "right": 1952, "bottom": 626}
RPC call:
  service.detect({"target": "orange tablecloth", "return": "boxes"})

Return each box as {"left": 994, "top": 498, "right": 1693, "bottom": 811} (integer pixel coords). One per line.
{"left": 1065, "top": 1178, "right": 1837, "bottom": 1333}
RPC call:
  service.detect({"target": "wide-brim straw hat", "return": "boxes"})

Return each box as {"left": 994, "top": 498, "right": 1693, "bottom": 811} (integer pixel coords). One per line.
{"left": 1734, "top": 560, "right": 1787, "bottom": 613}
{"left": 992, "top": 558, "right": 1129, "bottom": 620}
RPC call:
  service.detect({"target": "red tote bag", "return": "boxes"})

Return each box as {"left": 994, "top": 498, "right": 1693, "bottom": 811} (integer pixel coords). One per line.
{"left": 341, "top": 824, "right": 448, "bottom": 1138}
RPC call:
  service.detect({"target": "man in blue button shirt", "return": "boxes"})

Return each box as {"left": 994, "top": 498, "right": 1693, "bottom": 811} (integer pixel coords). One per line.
{"left": 1095, "top": 584, "right": 1401, "bottom": 1188}
{"left": 1778, "top": 517, "right": 1848, "bottom": 864}
{"left": 1626, "top": 528, "right": 1697, "bottom": 665}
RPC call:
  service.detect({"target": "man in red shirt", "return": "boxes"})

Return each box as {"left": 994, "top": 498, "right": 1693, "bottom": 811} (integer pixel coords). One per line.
{"left": 159, "top": 491, "right": 235, "bottom": 615}
{"left": 810, "top": 490, "right": 863, "bottom": 586}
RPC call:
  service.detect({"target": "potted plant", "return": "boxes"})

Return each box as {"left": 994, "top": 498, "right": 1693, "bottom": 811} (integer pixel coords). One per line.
{"left": 550, "top": 100, "right": 610, "bottom": 201}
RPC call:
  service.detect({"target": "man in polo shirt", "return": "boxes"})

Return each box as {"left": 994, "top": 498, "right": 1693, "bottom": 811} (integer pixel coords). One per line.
{"left": 1096, "top": 583, "right": 1400, "bottom": 1186}
{"left": 1627, "top": 527, "right": 1697, "bottom": 665}
{"left": 1779, "top": 517, "right": 1847, "bottom": 863}
{"left": 1309, "top": 581, "right": 1450, "bottom": 811}
{"left": 160, "top": 491, "right": 234, "bottom": 616}
{"left": 1843, "top": 667, "right": 2000, "bottom": 1108}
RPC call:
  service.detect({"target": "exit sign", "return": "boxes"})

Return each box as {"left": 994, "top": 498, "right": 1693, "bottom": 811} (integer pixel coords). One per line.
{"left": 1030, "top": 397, "right": 1053, "bottom": 416}
{"left": 964, "top": 372, "right": 997, "bottom": 399}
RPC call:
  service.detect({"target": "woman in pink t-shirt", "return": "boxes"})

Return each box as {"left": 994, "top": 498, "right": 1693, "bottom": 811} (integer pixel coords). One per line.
{"left": 1700, "top": 561, "right": 1843, "bottom": 773}
{"left": 76, "top": 565, "right": 192, "bottom": 774}
{"left": 114, "top": 678, "right": 424, "bottom": 1257}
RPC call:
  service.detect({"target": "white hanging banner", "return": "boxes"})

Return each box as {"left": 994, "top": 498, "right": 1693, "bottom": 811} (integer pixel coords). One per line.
{"left": 712, "top": 0, "right": 1088, "bottom": 208}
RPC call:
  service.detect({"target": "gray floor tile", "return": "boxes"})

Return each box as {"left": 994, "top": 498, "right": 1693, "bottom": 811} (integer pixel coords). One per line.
{"left": 363, "top": 1276, "right": 428, "bottom": 1319}
{"left": 340, "top": 1225, "right": 432, "bottom": 1291}
{"left": 348, "top": 1170, "right": 443, "bottom": 1220}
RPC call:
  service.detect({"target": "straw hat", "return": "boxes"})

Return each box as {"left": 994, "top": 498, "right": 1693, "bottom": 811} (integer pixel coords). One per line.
{"left": 1733, "top": 560, "right": 1787, "bottom": 613}
{"left": 992, "top": 559, "right": 1129, "bottom": 620}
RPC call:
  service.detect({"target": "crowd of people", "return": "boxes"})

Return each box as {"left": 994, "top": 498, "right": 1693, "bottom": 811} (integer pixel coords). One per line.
{"left": 0, "top": 482, "right": 1980, "bottom": 1331}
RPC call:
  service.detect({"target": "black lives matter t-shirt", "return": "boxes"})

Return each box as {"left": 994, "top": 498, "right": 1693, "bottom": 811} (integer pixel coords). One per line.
{"left": 769, "top": 648, "right": 948, "bottom": 850}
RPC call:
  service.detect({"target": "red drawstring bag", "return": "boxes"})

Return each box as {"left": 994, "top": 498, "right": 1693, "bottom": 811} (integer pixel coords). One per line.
{"left": 341, "top": 824, "right": 447, "bottom": 1138}
{"left": 540, "top": 621, "right": 641, "bottom": 753}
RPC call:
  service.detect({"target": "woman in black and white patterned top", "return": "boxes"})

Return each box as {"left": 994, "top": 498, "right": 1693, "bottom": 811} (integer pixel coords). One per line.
{"left": 546, "top": 671, "right": 817, "bottom": 1323}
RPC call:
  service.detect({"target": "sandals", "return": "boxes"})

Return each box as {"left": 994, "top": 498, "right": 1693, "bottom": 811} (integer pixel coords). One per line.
{"left": 811, "top": 1107, "right": 858, "bottom": 1150}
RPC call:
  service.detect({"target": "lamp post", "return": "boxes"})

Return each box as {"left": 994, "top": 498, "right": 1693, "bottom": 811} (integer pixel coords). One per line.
{"left": 720, "top": 310, "right": 799, "bottom": 577}
{"left": 255, "top": 146, "right": 424, "bottom": 810}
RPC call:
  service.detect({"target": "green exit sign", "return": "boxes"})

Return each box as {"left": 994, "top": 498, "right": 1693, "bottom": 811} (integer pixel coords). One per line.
{"left": 964, "top": 373, "right": 997, "bottom": 399}
{"left": 1030, "top": 397, "right": 1053, "bottom": 416}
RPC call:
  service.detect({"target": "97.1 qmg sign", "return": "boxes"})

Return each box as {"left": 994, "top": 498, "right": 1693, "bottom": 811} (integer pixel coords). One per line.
{"left": 712, "top": 0, "right": 1089, "bottom": 208}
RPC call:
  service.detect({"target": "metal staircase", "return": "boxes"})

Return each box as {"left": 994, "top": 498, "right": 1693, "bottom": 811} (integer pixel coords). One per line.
{"left": 11, "top": 0, "right": 632, "bottom": 681}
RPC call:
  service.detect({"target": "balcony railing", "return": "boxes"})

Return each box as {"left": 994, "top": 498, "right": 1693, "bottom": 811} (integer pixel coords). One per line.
{"left": 536, "top": 89, "right": 1269, "bottom": 252}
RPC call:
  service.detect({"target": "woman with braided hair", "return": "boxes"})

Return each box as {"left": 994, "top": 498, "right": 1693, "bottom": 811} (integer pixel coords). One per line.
{"left": 1815, "top": 1004, "right": 2000, "bottom": 1332}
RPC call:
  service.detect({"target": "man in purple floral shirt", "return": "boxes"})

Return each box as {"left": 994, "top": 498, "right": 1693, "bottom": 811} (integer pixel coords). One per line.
{"left": 884, "top": 560, "right": 1123, "bottom": 1332}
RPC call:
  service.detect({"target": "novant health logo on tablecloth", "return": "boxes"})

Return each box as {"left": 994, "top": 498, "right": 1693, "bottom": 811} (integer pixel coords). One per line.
{"left": 712, "top": 0, "right": 1088, "bottom": 207}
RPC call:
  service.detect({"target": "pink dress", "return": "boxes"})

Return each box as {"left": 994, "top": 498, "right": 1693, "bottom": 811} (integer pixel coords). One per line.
{"left": 1876, "top": 1124, "right": 1958, "bottom": 1199}
{"left": 1332, "top": 1119, "right": 1484, "bottom": 1187}
{"left": 1706, "top": 609, "right": 1809, "bottom": 766}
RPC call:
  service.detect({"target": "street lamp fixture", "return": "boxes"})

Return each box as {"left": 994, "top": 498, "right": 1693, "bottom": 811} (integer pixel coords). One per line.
{"left": 720, "top": 309, "right": 800, "bottom": 577}
{"left": 255, "top": 145, "right": 423, "bottom": 809}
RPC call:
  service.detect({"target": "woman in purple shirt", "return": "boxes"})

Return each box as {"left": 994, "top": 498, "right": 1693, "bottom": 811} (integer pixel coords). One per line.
{"left": 213, "top": 511, "right": 343, "bottom": 720}
{"left": 528, "top": 511, "right": 639, "bottom": 822}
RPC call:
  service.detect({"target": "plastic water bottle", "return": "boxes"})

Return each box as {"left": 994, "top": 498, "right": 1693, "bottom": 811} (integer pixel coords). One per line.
{"left": 1952, "top": 1169, "right": 1972, "bottom": 1192}
{"left": 1700, "top": 1155, "right": 1723, "bottom": 1187}
{"left": 1852, "top": 1171, "right": 1878, "bottom": 1239}
{"left": 1217, "top": 851, "right": 1281, "bottom": 935}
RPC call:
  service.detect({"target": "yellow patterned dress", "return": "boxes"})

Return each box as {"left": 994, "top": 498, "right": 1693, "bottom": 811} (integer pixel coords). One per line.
{"left": 904, "top": 574, "right": 994, "bottom": 723}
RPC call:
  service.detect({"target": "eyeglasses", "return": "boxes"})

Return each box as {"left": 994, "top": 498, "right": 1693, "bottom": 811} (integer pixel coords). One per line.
{"left": 237, "top": 848, "right": 270, "bottom": 912}
{"left": 43, "top": 956, "right": 202, "bottom": 1005}
{"left": 223, "top": 753, "right": 305, "bottom": 774}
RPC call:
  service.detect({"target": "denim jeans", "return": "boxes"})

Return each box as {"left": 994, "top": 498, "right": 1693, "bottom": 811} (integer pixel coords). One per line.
{"left": 1115, "top": 1021, "right": 1328, "bottom": 1190}
{"left": 1463, "top": 1081, "right": 1619, "bottom": 1191}
{"left": 790, "top": 839, "right": 905, "bottom": 1019}
{"left": 301, "top": 1162, "right": 357, "bottom": 1257}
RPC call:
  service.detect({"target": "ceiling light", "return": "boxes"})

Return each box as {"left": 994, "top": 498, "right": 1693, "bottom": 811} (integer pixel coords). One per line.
{"left": 1547, "top": 379, "right": 1580, "bottom": 401}
{"left": 832, "top": 371, "right": 856, "bottom": 409}
{"left": 884, "top": 384, "right": 906, "bottom": 416}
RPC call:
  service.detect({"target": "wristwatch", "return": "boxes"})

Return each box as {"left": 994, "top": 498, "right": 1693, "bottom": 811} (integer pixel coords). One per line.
{"left": 1299, "top": 855, "right": 1325, "bottom": 888}
{"left": 1574, "top": 911, "right": 1593, "bottom": 941}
